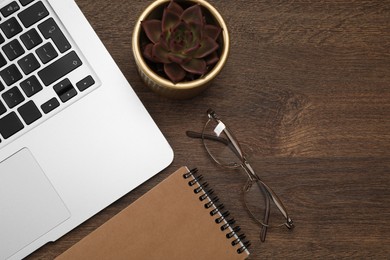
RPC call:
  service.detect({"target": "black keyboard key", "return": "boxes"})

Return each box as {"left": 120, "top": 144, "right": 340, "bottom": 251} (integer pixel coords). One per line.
{"left": 36, "top": 42, "right": 57, "bottom": 64}
{"left": 0, "top": 80, "right": 4, "bottom": 92}
{"left": 53, "top": 78, "right": 77, "bottom": 103}
{"left": 20, "top": 28, "right": 42, "bottom": 50}
{"left": 18, "top": 1, "right": 48, "bottom": 28}
{"left": 53, "top": 78, "right": 71, "bottom": 94}
{"left": 0, "top": 101, "right": 6, "bottom": 116}
{"left": 19, "top": 0, "right": 35, "bottom": 6}
{"left": 20, "top": 75, "right": 42, "bottom": 97}
{"left": 38, "top": 51, "right": 82, "bottom": 86}
{"left": 18, "top": 53, "right": 40, "bottom": 75}
{"left": 0, "top": 17, "right": 23, "bottom": 39}
{"left": 2, "top": 86, "right": 25, "bottom": 108}
{"left": 0, "top": 64, "right": 23, "bottom": 86}
{"left": 0, "top": 33, "right": 4, "bottom": 44}
{"left": 76, "top": 75, "right": 95, "bottom": 92}
{"left": 2, "top": 39, "right": 25, "bottom": 61}
{"left": 0, "top": 112, "right": 24, "bottom": 139}
{"left": 38, "top": 18, "right": 71, "bottom": 53}
{"left": 0, "top": 53, "right": 6, "bottom": 68}
{"left": 41, "top": 97, "right": 59, "bottom": 114}
{"left": 59, "top": 87, "right": 77, "bottom": 103}
{"left": 1, "top": 1, "right": 20, "bottom": 17}
{"left": 17, "top": 100, "right": 41, "bottom": 125}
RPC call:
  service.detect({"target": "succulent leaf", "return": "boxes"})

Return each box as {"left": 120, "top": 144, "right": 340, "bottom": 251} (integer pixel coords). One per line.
{"left": 205, "top": 51, "right": 219, "bottom": 65}
{"left": 168, "top": 52, "right": 189, "bottom": 64}
{"left": 167, "top": 1, "right": 183, "bottom": 15}
{"left": 181, "top": 58, "right": 207, "bottom": 75}
{"left": 162, "top": 8, "right": 181, "bottom": 32}
{"left": 194, "top": 36, "right": 219, "bottom": 58}
{"left": 204, "top": 24, "right": 222, "bottom": 41}
{"left": 181, "top": 4, "right": 203, "bottom": 25}
{"left": 164, "top": 63, "right": 186, "bottom": 83}
{"left": 141, "top": 20, "right": 162, "bottom": 44}
{"left": 153, "top": 42, "right": 171, "bottom": 63}
{"left": 183, "top": 43, "right": 201, "bottom": 56}
{"left": 188, "top": 22, "right": 202, "bottom": 44}
{"left": 143, "top": 43, "right": 155, "bottom": 62}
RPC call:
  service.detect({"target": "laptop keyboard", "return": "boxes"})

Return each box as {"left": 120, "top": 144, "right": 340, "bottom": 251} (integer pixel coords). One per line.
{"left": 0, "top": 0, "right": 99, "bottom": 147}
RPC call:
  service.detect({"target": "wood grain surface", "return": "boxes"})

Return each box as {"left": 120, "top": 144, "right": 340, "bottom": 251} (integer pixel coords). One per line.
{"left": 27, "top": 0, "right": 390, "bottom": 259}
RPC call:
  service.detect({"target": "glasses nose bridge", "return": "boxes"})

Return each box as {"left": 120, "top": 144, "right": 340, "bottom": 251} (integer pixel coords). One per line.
{"left": 241, "top": 159, "right": 258, "bottom": 182}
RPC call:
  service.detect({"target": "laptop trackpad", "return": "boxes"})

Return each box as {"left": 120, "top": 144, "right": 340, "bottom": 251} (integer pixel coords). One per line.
{"left": 0, "top": 148, "right": 70, "bottom": 259}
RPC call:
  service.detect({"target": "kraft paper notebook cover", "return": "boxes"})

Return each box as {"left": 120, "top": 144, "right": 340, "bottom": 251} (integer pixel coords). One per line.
{"left": 57, "top": 166, "right": 250, "bottom": 260}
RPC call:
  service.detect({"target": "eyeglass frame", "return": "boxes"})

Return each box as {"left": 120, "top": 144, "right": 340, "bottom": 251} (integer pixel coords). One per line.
{"left": 186, "top": 109, "right": 294, "bottom": 242}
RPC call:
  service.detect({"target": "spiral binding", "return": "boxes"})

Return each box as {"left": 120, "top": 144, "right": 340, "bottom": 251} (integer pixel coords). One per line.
{"left": 183, "top": 168, "right": 251, "bottom": 255}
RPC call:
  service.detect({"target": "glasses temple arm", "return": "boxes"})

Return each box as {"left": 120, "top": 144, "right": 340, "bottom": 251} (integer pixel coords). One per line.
{"left": 186, "top": 131, "right": 230, "bottom": 145}
{"left": 260, "top": 183, "right": 270, "bottom": 242}
{"left": 187, "top": 130, "right": 246, "bottom": 161}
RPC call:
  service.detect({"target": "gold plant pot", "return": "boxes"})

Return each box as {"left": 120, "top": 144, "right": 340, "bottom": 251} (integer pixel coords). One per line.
{"left": 132, "top": 0, "right": 230, "bottom": 99}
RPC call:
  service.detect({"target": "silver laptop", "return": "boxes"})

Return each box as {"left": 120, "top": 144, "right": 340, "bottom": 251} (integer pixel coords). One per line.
{"left": 0, "top": 0, "right": 174, "bottom": 259}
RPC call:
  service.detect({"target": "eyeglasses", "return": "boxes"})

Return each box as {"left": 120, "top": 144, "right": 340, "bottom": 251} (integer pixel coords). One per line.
{"left": 186, "top": 109, "right": 294, "bottom": 242}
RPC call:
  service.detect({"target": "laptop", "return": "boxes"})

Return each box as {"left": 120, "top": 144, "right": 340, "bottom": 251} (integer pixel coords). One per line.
{"left": 0, "top": 0, "right": 174, "bottom": 259}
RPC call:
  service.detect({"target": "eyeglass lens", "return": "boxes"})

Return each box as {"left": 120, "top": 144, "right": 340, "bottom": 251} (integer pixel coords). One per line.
{"left": 244, "top": 180, "right": 288, "bottom": 229}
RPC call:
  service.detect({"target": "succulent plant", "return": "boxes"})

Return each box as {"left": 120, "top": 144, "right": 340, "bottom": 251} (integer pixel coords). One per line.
{"left": 141, "top": 0, "right": 222, "bottom": 83}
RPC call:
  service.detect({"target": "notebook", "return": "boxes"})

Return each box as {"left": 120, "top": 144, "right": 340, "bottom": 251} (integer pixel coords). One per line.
{"left": 0, "top": 0, "right": 173, "bottom": 259}
{"left": 56, "top": 167, "right": 250, "bottom": 260}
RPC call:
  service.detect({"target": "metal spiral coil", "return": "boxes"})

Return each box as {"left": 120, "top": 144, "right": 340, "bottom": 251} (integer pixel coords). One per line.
{"left": 183, "top": 168, "right": 250, "bottom": 254}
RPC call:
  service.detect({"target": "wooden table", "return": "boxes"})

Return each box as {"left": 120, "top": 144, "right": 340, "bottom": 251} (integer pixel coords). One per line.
{"left": 28, "top": 0, "right": 390, "bottom": 259}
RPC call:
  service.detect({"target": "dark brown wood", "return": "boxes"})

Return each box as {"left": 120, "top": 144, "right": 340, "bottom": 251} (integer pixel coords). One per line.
{"left": 26, "top": 0, "right": 390, "bottom": 259}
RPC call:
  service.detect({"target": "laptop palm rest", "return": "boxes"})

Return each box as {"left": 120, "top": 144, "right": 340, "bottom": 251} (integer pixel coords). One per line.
{"left": 0, "top": 148, "right": 70, "bottom": 259}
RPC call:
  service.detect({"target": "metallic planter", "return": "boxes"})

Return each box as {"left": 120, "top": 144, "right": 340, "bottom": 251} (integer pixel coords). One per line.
{"left": 132, "top": 0, "right": 230, "bottom": 99}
